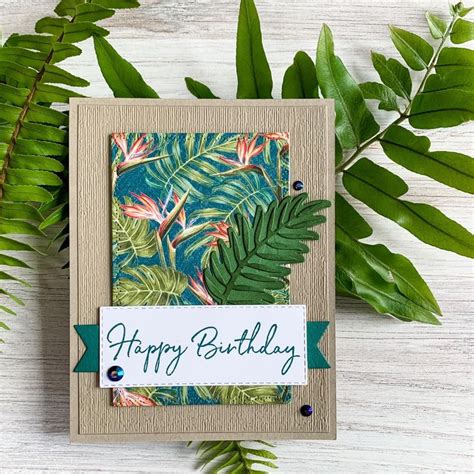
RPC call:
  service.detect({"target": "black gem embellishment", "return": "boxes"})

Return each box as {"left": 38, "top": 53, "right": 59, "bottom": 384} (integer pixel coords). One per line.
{"left": 107, "top": 365, "right": 124, "bottom": 382}
{"left": 293, "top": 180, "right": 304, "bottom": 191}
{"left": 300, "top": 404, "right": 313, "bottom": 417}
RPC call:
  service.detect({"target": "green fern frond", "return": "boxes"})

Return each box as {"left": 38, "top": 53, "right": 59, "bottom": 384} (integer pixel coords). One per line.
{"left": 191, "top": 440, "right": 278, "bottom": 473}
{"left": 0, "top": 0, "right": 140, "bottom": 340}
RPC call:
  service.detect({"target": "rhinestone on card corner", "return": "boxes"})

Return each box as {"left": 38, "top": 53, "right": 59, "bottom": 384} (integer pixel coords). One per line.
{"left": 300, "top": 404, "right": 313, "bottom": 417}
{"left": 107, "top": 365, "right": 124, "bottom": 382}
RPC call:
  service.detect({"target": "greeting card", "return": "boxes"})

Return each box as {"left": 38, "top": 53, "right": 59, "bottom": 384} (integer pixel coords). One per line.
{"left": 70, "top": 99, "right": 335, "bottom": 441}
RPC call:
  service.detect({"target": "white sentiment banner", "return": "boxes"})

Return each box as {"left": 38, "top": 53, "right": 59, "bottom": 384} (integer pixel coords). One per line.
{"left": 99, "top": 305, "right": 307, "bottom": 388}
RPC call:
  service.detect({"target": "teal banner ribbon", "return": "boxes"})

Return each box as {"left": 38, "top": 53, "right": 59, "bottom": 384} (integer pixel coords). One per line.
{"left": 74, "top": 324, "right": 99, "bottom": 373}
{"left": 73, "top": 321, "right": 330, "bottom": 373}
{"left": 306, "top": 321, "right": 331, "bottom": 369}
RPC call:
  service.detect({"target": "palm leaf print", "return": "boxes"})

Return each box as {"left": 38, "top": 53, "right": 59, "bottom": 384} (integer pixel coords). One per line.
{"left": 113, "top": 265, "right": 188, "bottom": 306}
{"left": 185, "top": 174, "right": 277, "bottom": 261}
{"left": 146, "top": 133, "right": 238, "bottom": 199}
{"left": 204, "top": 385, "right": 285, "bottom": 405}
{"left": 112, "top": 197, "right": 157, "bottom": 267}
{"left": 191, "top": 173, "right": 276, "bottom": 222}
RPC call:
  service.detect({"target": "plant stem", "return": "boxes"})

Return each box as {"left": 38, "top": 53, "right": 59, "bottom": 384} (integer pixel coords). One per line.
{"left": 117, "top": 153, "right": 171, "bottom": 176}
{"left": 261, "top": 167, "right": 279, "bottom": 198}
{"left": 335, "top": 13, "right": 458, "bottom": 175}
{"left": 233, "top": 442, "right": 251, "bottom": 471}
{"left": 276, "top": 148, "right": 282, "bottom": 200}
{"left": 335, "top": 113, "right": 407, "bottom": 173}
{"left": 155, "top": 233, "right": 167, "bottom": 267}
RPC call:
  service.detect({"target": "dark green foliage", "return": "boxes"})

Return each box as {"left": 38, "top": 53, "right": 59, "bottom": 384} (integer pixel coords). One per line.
{"left": 319, "top": 7, "right": 474, "bottom": 321}
{"left": 93, "top": 35, "right": 158, "bottom": 98}
{"left": 389, "top": 26, "right": 434, "bottom": 70}
{"left": 236, "top": 0, "right": 273, "bottom": 98}
{"left": 214, "top": 0, "right": 472, "bottom": 326}
{"left": 282, "top": 51, "right": 318, "bottom": 98}
{"left": 380, "top": 125, "right": 474, "bottom": 194}
{"left": 336, "top": 194, "right": 442, "bottom": 325}
{"left": 0, "top": 0, "right": 139, "bottom": 340}
{"left": 204, "top": 194, "right": 330, "bottom": 305}
{"left": 316, "top": 24, "right": 380, "bottom": 149}
{"left": 185, "top": 77, "right": 219, "bottom": 99}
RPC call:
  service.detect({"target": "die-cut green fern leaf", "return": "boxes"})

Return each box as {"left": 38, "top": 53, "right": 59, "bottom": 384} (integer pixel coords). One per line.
{"left": 203, "top": 193, "right": 331, "bottom": 305}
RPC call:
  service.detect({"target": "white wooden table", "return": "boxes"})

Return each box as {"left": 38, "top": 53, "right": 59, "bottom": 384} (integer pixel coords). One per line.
{"left": 0, "top": 0, "right": 472, "bottom": 471}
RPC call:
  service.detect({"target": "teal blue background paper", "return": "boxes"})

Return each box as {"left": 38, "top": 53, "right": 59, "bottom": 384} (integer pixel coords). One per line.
{"left": 111, "top": 132, "right": 291, "bottom": 406}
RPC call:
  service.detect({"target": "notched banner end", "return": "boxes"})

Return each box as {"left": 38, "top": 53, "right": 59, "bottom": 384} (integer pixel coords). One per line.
{"left": 307, "top": 321, "right": 331, "bottom": 369}
{"left": 73, "top": 324, "right": 99, "bottom": 373}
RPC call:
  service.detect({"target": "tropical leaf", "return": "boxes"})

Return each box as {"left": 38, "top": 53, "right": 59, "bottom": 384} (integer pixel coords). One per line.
{"left": 184, "top": 77, "right": 219, "bottom": 99}
{"left": 0, "top": 0, "right": 139, "bottom": 341}
{"left": 451, "top": 18, "right": 474, "bottom": 43}
{"left": 282, "top": 51, "right": 318, "bottom": 98}
{"left": 113, "top": 265, "right": 187, "bottom": 306}
{"left": 380, "top": 125, "right": 474, "bottom": 194}
{"left": 371, "top": 52, "right": 412, "bottom": 100}
{"left": 146, "top": 133, "right": 238, "bottom": 200}
{"left": 316, "top": 24, "right": 380, "bottom": 149}
{"left": 389, "top": 26, "right": 434, "bottom": 70}
{"left": 236, "top": 0, "right": 273, "bottom": 98}
{"left": 360, "top": 81, "right": 399, "bottom": 111}
{"left": 435, "top": 46, "right": 474, "bottom": 75}
{"left": 332, "top": 5, "right": 474, "bottom": 325}
{"left": 408, "top": 45, "right": 474, "bottom": 128}
{"left": 204, "top": 194, "right": 330, "bottom": 305}
{"left": 187, "top": 173, "right": 276, "bottom": 255}
{"left": 336, "top": 193, "right": 441, "bottom": 324}
{"left": 422, "top": 69, "right": 474, "bottom": 94}
{"left": 192, "top": 440, "right": 278, "bottom": 473}
{"left": 343, "top": 158, "right": 474, "bottom": 258}
{"left": 409, "top": 88, "right": 474, "bottom": 129}
{"left": 426, "top": 12, "right": 447, "bottom": 39}
{"left": 112, "top": 197, "right": 157, "bottom": 266}
{"left": 93, "top": 35, "right": 159, "bottom": 98}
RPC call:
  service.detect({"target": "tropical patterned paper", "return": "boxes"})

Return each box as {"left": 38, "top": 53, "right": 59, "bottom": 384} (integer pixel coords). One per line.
{"left": 110, "top": 131, "right": 291, "bottom": 406}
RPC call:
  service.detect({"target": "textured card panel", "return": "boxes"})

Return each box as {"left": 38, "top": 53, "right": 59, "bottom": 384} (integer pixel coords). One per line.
{"left": 70, "top": 99, "right": 335, "bottom": 441}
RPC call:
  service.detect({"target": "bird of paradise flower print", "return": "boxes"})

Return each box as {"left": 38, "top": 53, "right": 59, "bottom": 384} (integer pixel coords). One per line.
{"left": 110, "top": 132, "right": 291, "bottom": 407}
{"left": 206, "top": 221, "right": 230, "bottom": 247}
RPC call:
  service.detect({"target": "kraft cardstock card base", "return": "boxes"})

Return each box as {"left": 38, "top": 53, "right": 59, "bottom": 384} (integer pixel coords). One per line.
{"left": 70, "top": 99, "right": 335, "bottom": 441}
{"left": 111, "top": 131, "right": 291, "bottom": 406}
